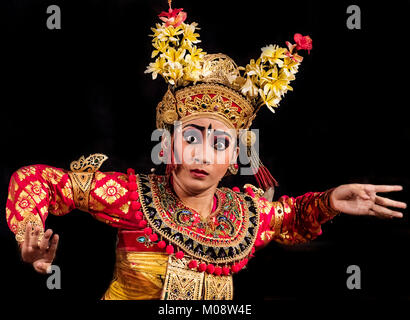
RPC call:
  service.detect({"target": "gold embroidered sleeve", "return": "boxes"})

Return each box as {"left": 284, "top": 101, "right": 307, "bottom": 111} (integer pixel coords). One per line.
{"left": 251, "top": 187, "right": 341, "bottom": 248}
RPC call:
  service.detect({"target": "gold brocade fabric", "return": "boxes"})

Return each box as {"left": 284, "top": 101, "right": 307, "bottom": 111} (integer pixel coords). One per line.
{"left": 103, "top": 250, "right": 168, "bottom": 300}
{"left": 102, "top": 250, "right": 234, "bottom": 300}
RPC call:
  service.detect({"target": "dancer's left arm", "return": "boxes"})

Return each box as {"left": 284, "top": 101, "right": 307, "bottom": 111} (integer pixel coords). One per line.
{"left": 249, "top": 183, "right": 407, "bottom": 248}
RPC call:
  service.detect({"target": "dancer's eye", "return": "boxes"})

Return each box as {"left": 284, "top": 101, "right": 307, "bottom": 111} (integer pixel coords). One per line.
{"left": 213, "top": 136, "right": 230, "bottom": 151}
{"left": 183, "top": 130, "right": 201, "bottom": 144}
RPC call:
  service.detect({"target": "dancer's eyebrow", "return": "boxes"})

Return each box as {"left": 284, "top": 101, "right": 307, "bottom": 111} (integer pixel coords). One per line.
{"left": 182, "top": 124, "right": 231, "bottom": 138}
{"left": 182, "top": 124, "right": 205, "bottom": 132}
{"left": 213, "top": 129, "right": 232, "bottom": 139}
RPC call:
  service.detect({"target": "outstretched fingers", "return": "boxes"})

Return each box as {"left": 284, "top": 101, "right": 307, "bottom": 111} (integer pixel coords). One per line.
{"left": 374, "top": 185, "right": 403, "bottom": 193}
{"left": 370, "top": 204, "right": 403, "bottom": 219}
{"left": 376, "top": 195, "right": 407, "bottom": 210}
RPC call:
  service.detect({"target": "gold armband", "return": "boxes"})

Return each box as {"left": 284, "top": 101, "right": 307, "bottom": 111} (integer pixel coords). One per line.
{"left": 68, "top": 153, "right": 108, "bottom": 212}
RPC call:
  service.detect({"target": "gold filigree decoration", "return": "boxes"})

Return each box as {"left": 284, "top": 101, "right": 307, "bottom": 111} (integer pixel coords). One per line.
{"left": 70, "top": 153, "right": 108, "bottom": 173}
{"left": 161, "top": 255, "right": 204, "bottom": 300}
{"left": 68, "top": 153, "right": 108, "bottom": 212}
{"left": 204, "top": 273, "right": 233, "bottom": 300}
{"left": 15, "top": 213, "right": 44, "bottom": 245}
{"left": 200, "top": 54, "right": 241, "bottom": 90}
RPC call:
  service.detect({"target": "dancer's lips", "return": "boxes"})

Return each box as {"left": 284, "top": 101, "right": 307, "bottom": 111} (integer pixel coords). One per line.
{"left": 190, "top": 169, "right": 209, "bottom": 178}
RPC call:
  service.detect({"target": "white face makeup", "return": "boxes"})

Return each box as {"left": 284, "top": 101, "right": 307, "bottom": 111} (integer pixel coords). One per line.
{"left": 170, "top": 117, "right": 238, "bottom": 193}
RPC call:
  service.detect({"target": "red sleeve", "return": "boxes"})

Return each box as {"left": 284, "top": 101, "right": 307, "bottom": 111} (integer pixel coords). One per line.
{"left": 245, "top": 185, "right": 341, "bottom": 249}
{"left": 5, "top": 164, "right": 141, "bottom": 245}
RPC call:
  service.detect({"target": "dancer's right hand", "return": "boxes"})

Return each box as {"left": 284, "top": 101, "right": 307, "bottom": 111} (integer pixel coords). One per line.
{"left": 20, "top": 223, "right": 59, "bottom": 274}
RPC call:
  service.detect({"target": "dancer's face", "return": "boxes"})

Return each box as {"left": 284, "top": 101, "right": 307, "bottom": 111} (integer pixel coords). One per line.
{"left": 170, "top": 117, "right": 238, "bottom": 193}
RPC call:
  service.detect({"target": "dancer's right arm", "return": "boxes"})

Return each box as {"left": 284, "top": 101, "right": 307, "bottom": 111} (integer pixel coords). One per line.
{"left": 6, "top": 164, "right": 143, "bottom": 273}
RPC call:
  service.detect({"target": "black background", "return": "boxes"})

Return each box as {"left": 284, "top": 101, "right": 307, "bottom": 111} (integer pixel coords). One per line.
{"left": 1, "top": 0, "right": 409, "bottom": 307}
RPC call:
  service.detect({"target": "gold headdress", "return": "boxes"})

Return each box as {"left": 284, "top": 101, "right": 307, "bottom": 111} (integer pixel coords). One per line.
{"left": 145, "top": 0, "right": 313, "bottom": 190}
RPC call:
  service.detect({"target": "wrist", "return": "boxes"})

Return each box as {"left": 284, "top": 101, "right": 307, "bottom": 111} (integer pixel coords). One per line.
{"left": 323, "top": 188, "right": 342, "bottom": 217}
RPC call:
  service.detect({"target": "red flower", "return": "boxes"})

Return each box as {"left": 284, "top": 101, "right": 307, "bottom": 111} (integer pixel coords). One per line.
{"left": 144, "top": 227, "right": 152, "bottom": 235}
{"left": 188, "top": 260, "right": 198, "bottom": 269}
{"left": 294, "top": 33, "right": 312, "bottom": 54}
{"left": 158, "top": 8, "right": 187, "bottom": 27}
{"left": 175, "top": 251, "right": 184, "bottom": 259}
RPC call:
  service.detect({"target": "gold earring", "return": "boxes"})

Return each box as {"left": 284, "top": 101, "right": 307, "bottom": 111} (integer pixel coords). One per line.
{"left": 228, "top": 163, "right": 239, "bottom": 175}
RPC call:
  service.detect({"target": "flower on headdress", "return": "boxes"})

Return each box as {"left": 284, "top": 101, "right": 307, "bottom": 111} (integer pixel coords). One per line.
{"left": 261, "top": 45, "right": 287, "bottom": 67}
{"left": 285, "top": 41, "right": 303, "bottom": 63}
{"left": 239, "top": 33, "right": 312, "bottom": 110}
{"left": 158, "top": 8, "right": 187, "bottom": 28}
{"left": 293, "top": 33, "right": 312, "bottom": 54}
{"left": 241, "top": 76, "right": 259, "bottom": 98}
{"left": 145, "top": 56, "right": 166, "bottom": 80}
{"left": 145, "top": 5, "right": 206, "bottom": 87}
{"left": 181, "top": 22, "right": 201, "bottom": 48}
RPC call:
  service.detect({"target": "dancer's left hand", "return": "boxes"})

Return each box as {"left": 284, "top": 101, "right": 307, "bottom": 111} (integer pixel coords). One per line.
{"left": 330, "top": 184, "right": 407, "bottom": 218}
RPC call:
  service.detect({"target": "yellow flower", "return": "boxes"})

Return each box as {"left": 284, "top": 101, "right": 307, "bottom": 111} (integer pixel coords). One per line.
{"left": 241, "top": 76, "right": 259, "bottom": 98}
{"left": 144, "top": 56, "right": 166, "bottom": 80}
{"left": 152, "top": 40, "right": 169, "bottom": 58}
{"left": 183, "top": 64, "right": 202, "bottom": 83}
{"left": 184, "top": 45, "right": 205, "bottom": 68}
{"left": 263, "top": 66, "right": 293, "bottom": 96}
{"left": 150, "top": 23, "right": 165, "bottom": 38}
{"left": 163, "top": 47, "right": 186, "bottom": 68}
{"left": 261, "top": 44, "right": 287, "bottom": 67}
{"left": 182, "top": 22, "right": 201, "bottom": 47}
{"left": 164, "top": 65, "right": 184, "bottom": 85}
{"left": 282, "top": 57, "right": 299, "bottom": 75}
{"left": 157, "top": 25, "right": 184, "bottom": 44}
{"left": 259, "top": 89, "right": 281, "bottom": 111}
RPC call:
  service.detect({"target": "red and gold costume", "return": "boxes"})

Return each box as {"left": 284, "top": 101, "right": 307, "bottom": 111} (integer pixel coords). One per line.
{"left": 5, "top": 2, "right": 340, "bottom": 300}
{"left": 6, "top": 155, "right": 339, "bottom": 300}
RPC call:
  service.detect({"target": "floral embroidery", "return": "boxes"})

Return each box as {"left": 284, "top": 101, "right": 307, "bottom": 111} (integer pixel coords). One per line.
{"left": 17, "top": 166, "right": 36, "bottom": 181}
{"left": 15, "top": 190, "right": 35, "bottom": 218}
{"left": 41, "top": 167, "right": 63, "bottom": 185}
{"left": 28, "top": 180, "right": 48, "bottom": 204}
{"left": 94, "top": 179, "right": 127, "bottom": 205}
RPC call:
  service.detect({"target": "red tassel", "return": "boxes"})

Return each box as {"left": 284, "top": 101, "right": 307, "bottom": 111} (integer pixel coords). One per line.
{"left": 253, "top": 164, "right": 279, "bottom": 191}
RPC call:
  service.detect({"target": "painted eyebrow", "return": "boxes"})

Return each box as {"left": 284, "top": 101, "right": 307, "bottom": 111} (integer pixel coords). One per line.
{"left": 182, "top": 124, "right": 232, "bottom": 139}
{"left": 182, "top": 124, "right": 205, "bottom": 131}
{"left": 213, "top": 129, "right": 232, "bottom": 139}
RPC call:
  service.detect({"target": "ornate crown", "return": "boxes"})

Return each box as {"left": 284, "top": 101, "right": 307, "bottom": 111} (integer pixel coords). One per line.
{"left": 145, "top": 1, "right": 312, "bottom": 132}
